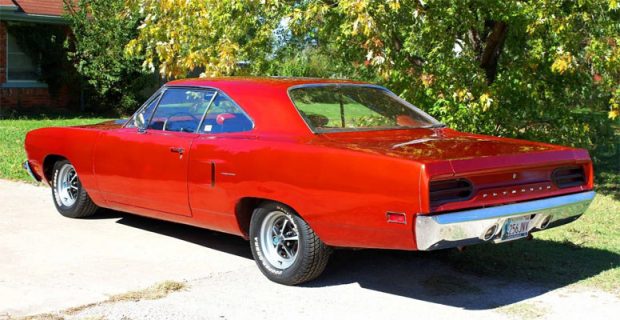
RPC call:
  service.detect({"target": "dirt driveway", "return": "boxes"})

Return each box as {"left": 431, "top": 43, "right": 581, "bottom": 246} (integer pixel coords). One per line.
{"left": 0, "top": 180, "right": 617, "bottom": 319}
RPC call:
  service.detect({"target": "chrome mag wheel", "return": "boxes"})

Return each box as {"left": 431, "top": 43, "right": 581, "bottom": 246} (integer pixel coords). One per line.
{"left": 250, "top": 201, "right": 331, "bottom": 284}
{"left": 55, "top": 164, "right": 79, "bottom": 207}
{"left": 259, "top": 210, "right": 300, "bottom": 269}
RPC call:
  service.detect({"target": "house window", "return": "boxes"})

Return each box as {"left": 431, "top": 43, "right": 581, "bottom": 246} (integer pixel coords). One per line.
{"left": 6, "top": 32, "right": 41, "bottom": 82}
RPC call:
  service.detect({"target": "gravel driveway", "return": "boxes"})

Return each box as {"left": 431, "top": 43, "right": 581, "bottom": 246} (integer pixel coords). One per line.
{"left": 0, "top": 180, "right": 617, "bottom": 319}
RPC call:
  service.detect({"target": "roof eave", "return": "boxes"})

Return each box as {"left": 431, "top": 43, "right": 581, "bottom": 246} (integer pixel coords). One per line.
{"left": 0, "top": 11, "right": 66, "bottom": 24}
{"left": 0, "top": 5, "right": 19, "bottom": 12}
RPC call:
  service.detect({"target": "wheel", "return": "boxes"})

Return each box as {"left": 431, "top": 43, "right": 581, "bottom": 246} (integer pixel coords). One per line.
{"left": 249, "top": 201, "right": 331, "bottom": 285}
{"left": 51, "top": 160, "right": 98, "bottom": 218}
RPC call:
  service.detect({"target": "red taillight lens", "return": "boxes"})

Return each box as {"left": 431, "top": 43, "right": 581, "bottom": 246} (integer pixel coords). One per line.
{"left": 429, "top": 179, "right": 473, "bottom": 207}
{"left": 552, "top": 166, "right": 586, "bottom": 189}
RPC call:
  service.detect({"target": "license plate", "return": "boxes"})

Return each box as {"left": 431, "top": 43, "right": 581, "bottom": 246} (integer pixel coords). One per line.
{"left": 501, "top": 216, "right": 531, "bottom": 241}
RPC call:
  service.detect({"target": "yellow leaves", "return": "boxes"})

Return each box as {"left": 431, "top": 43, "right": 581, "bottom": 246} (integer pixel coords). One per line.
{"left": 610, "top": 89, "right": 620, "bottom": 120}
{"left": 158, "top": 0, "right": 173, "bottom": 11}
{"left": 420, "top": 73, "right": 434, "bottom": 87}
{"left": 338, "top": 0, "right": 377, "bottom": 36}
{"left": 125, "top": 39, "right": 138, "bottom": 56}
{"left": 610, "top": 0, "right": 619, "bottom": 10}
{"left": 450, "top": 90, "right": 494, "bottom": 112}
{"left": 387, "top": 0, "right": 400, "bottom": 11}
{"left": 453, "top": 89, "right": 473, "bottom": 102}
{"left": 551, "top": 52, "right": 575, "bottom": 74}
{"left": 126, "top": 0, "right": 281, "bottom": 78}
{"left": 290, "top": 8, "right": 303, "bottom": 23}
{"left": 479, "top": 93, "right": 493, "bottom": 111}
{"left": 583, "top": 123, "right": 590, "bottom": 133}
{"left": 351, "top": 12, "right": 375, "bottom": 36}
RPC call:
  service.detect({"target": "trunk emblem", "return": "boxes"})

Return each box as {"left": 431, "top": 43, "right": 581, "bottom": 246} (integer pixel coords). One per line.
{"left": 512, "top": 173, "right": 518, "bottom": 179}
{"left": 481, "top": 184, "right": 553, "bottom": 200}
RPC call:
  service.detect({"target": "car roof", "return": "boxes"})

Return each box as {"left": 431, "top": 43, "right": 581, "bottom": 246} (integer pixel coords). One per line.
{"left": 163, "top": 77, "right": 371, "bottom": 137}
{"left": 166, "top": 76, "right": 367, "bottom": 89}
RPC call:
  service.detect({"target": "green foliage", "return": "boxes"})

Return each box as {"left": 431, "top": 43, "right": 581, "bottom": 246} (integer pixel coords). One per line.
{"left": 286, "top": 0, "right": 620, "bottom": 162}
{"left": 125, "top": 0, "right": 282, "bottom": 78}
{"left": 265, "top": 46, "right": 351, "bottom": 79}
{"left": 64, "top": 0, "right": 155, "bottom": 114}
{"left": 125, "top": 0, "right": 619, "bottom": 167}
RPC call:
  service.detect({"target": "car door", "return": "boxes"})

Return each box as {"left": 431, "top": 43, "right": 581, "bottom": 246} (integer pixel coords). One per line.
{"left": 187, "top": 92, "right": 256, "bottom": 233}
{"left": 94, "top": 87, "right": 216, "bottom": 217}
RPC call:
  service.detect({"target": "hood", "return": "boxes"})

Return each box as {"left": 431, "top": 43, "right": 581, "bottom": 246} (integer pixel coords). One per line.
{"left": 72, "top": 119, "right": 126, "bottom": 130}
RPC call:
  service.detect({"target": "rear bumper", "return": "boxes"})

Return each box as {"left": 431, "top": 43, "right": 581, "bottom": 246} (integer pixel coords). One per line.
{"left": 22, "top": 160, "right": 41, "bottom": 182}
{"left": 415, "top": 191, "right": 595, "bottom": 250}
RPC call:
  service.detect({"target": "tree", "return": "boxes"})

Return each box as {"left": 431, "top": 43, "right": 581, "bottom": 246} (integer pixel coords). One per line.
{"left": 64, "top": 0, "right": 155, "bottom": 113}
{"left": 125, "top": 0, "right": 283, "bottom": 77}
{"left": 126, "top": 0, "right": 619, "bottom": 161}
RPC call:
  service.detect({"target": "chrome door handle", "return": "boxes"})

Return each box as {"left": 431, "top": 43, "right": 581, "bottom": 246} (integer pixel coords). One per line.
{"left": 170, "top": 147, "right": 184, "bottom": 154}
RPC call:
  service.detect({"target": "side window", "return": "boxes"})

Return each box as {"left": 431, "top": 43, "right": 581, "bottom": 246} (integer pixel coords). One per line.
{"left": 148, "top": 88, "right": 216, "bottom": 132}
{"left": 126, "top": 93, "right": 160, "bottom": 128}
{"left": 199, "top": 94, "right": 253, "bottom": 134}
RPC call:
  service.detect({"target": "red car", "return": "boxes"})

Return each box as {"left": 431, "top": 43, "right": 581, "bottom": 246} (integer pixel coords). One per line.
{"left": 23, "top": 77, "right": 595, "bottom": 284}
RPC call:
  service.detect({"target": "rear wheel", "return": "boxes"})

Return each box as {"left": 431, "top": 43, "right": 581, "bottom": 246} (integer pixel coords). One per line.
{"left": 249, "top": 201, "right": 331, "bottom": 285}
{"left": 51, "top": 160, "right": 98, "bottom": 218}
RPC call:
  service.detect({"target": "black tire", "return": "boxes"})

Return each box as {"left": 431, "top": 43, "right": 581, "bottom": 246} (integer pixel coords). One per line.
{"left": 51, "top": 160, "right": 98, "bottom": 218}
{"left": 249, "top": 201, "right": 331, "bottom": 285}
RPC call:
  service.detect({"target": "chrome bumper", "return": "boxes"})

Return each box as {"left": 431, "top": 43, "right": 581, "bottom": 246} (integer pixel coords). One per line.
{"left": 22, "top": 160, "right": 40, "bottom": 182}
{"left": 415, "top": 191, "right": 595, "bottom": 251}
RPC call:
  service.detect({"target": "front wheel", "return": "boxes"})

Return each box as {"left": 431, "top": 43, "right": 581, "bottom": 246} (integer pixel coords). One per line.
{"left": 249, "top": 201, "right": 331, "bottom": 285}
{"left": 51, "top": 160, "right": 98, "bottom": 218}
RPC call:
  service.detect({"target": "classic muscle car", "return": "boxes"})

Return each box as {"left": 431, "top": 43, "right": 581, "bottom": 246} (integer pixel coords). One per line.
{"left": 23, "top": 77, "right": 595, "bottom": 285}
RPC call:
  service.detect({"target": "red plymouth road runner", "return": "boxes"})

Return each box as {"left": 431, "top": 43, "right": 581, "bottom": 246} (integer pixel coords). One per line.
{"left": 23, "top": 77, "right": 595, "bottom": 284}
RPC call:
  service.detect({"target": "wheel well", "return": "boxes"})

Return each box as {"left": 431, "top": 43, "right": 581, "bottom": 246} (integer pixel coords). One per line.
{"left": 235, "top": 197, "right": 304, "bottom": 238}
{"left": 235, "top": 197, "right": 265, "bottom": 238}
{"left": 42, "top": 155, "right": 67, "bottom": 183}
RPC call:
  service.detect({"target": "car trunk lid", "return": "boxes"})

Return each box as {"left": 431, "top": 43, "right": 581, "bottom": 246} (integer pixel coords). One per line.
{"left": 317, "top": 128, "right": 593, "bottom": 213}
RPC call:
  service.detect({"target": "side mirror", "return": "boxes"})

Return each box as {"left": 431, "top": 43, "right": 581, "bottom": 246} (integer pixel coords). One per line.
{"left": 136, "top": 113, "right": 146, "bottom": 127}
{"left": 136, "top": 113, "right": 148, "bottom": 133}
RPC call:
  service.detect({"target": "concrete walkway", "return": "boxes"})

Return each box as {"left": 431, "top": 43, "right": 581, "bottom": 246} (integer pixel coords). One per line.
{"left": 0, "top": 180, "right": 617, "bottom": 319}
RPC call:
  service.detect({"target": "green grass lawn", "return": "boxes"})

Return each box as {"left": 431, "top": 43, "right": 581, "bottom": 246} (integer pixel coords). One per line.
{"left": 0, "top": 116, "right": 618, "bottom": 293}
{"left": 0, "top": 117, "right": 108, "bottom": 182}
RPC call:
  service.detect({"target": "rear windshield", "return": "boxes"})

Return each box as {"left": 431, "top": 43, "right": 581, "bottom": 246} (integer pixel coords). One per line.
{"left": 288, "top": 85, "right": 438, "bottom": 132}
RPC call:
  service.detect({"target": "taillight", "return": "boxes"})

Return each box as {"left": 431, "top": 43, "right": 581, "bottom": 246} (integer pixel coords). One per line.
{"left": 429, "top": 179, "right": 473, "bottom": 207}
{"left": 552, "top": 166, "right": 586, "bottom": 188}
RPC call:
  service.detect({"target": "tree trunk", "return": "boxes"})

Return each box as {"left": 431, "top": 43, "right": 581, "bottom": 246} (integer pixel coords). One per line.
{"left": 479, "top": 21, "right": 508, "bottom": 84}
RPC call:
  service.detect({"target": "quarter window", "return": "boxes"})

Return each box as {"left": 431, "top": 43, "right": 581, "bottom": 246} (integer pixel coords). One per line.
{"left": 199, "top": 94, "right": 253, "bottom": 134}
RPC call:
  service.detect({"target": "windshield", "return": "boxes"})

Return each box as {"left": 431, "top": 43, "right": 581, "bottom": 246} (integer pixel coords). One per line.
{"left": 289, "top": 85, "right": 440, "bottom": 133}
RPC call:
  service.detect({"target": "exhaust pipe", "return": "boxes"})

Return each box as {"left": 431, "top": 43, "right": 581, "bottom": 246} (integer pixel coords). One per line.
{"left": 539, "top": 215, "right": 552, "bottom": 229}
{"left": 483, "top": 224, "right": 498, "bottom": 241}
